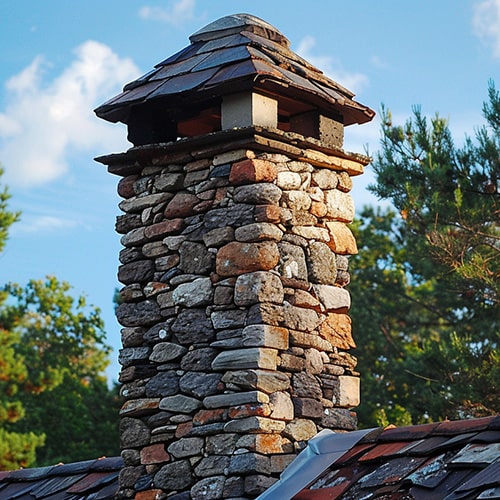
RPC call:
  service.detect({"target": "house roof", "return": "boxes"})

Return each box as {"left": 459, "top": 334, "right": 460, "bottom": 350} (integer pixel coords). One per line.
{"left": 0, "top": 456, "right": 122, "bottom": 499}
{"left": 94, "top": 13, "right": 375, "bottom": 127}
{"left": 259, "top": 415, "right": 500, "bottom": 500}
{"left": 1, "top": 417, "right": 498, "bottom": 499}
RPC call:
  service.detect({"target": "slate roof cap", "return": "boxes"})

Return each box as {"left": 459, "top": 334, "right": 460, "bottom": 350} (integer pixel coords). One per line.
{"left": 95, "top": 13, "right": 375, "bottom": 128}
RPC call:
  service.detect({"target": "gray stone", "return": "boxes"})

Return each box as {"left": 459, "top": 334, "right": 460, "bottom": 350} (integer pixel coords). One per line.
{"left": 234, "top": 223, "right": 283, "bottom": 242}
{"left": 292, "top": 372, "right": 322, "bottom": 399}
{"left": 167, "top": 437, "right": 204, "bottom": 458}
{"left": 181, "top": 347, "right": 218, "bottom": 371}
{"left": 194, "top": 456, "right": 230, "bottom": 478}
{"left": 203, "top": 391, "right": 269, "bottom": 409}
{"left": 293, "top": 397, "right": 323, "bottom": 418}
{"left": 321, "top": 408, "right": 357, "bottom": 430}
{"left": 160, "top": 394, "right": 202, "bottom": 413}
{"left": 155, "top": 172, "right": 184, "bottom": 192}
{"left": 118, "top": 347, "right": 151, "bottom": 368}
{"left": 221, "top": 370, "right": 290, "bottom": 393}
{"left": 234, "top": 271, "right": 284, "bottom": 306}
{"left": 203, "top": 227, "right": 234, "bottom": 247}
{"left": 172, "top": 309, "right": 215, "bottom": 344}
{"left": 119, "top": 466, "right": 143, "bottom": 489}
{"left": 278, "top": 242, "right": 308, "bottom": 280}
{"left": 229, "top": 453, "right": 270, "bottom": 475}
{"left": 223, "top": 416, "right": 285, "bottom": 434}
{"left": 121, "top": 327, "right": 145, "bottom": 348}
{"left": 115, "top": 213, "right": 142, "bottom": 234}
{"left": 119, "top": 192, "right": 172, "bottom": 213}
{"left": 203, "top": 205, "right": 254, "bottom": 231}
{"left": 173, "top": 277, "right": 214, "bottom": 307}
{"left": 206, "top": 434, "right": 239, "bottom": 455}
{"left": 120, "top": 417, "right": 151, "bottom": 448}
{"left": 212, "top": 348, "right": 277, "bottom": 371}
{"left": 142, "top": 241, "right": 170, "bottom": 258}
{"left": 119, "top": 284, "right": 144, "bottom": 302}
{"left": 178, "top": 241, "right": 214, "bottom": 274}
{"left": 191, "top": 476, "right": 225, "bottom": 500}
{"left": 233, "top": 183, "right": 282, "bottom": 205}
{"left": 244, "top": 475, "right": 277, "bottom": 496}
{"left": 180, "top": 371, "right": 221, "bottom": 398}
{"left": 145, "top": 371, "right": 180, "bottom": 397}
{"left": 119, "top": 247, "right": 143, "bottom": 264}
{"left": 306, "top": 241, "right": 337, "bottom": 284}
{"left": 116, "top": 300, "right": 162, "bottom": 327}
{"left": 155, "top": 460, "right": 193, "bottom": 491}
{"left": 211, "top": 309, "right": 247, "bottom": 329}
{"left": 120, "top": 227, "right": 147, "bottom": 247}
{"left": 143, "top": 321, "right": 172, "bottom": 344}
{"left": 150, "top": 342, "right": 187, "bottom": 363}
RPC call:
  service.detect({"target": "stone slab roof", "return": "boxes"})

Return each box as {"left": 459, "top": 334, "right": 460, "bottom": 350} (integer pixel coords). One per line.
{"left": 1, "top": 417, "right": 499, "bottom": 499}
{"left": 95, "top": 13, "right": 374, "bottom": 127}
{"left": 0, "top": 457, "right": 122, "bottom": 499}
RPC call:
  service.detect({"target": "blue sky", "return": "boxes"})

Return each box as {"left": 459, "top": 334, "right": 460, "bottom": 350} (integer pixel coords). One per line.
{"left": 1, "top": 0, "right": 499, "bottom": 380}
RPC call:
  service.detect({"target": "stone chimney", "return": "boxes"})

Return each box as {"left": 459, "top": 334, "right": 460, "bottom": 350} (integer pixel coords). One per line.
{"left": 95, "top": 13, "right": 374, "bottom": 500}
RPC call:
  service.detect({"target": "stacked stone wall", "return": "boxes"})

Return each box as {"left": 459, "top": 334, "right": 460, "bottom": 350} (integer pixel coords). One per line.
{"left": 112, "top": 140, "right": 362, "bottom": 499}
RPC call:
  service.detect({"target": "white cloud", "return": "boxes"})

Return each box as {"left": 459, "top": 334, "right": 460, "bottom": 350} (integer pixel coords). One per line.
{"left": 295, "top": 36, "right": 369, "bottom": 94}
{"left": 139, "top": 0, "right": 196, "bottom": 25}
{"left": 11, "top": 215, "right": 78, "bottom": 234}
{"left": 473, "top": 0, "right": 500, "bottom": 58}
{"left": 0, "top": 41, "right": 139, "bottom": 187}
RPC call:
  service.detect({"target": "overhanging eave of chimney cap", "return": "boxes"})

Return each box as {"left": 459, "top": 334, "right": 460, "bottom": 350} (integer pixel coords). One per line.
{"left": 94, "top": 14, "right": 375, "bottom": 129}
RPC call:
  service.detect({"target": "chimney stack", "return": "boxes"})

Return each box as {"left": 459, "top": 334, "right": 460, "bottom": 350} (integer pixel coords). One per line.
{"left": 95, "top": 13, "right": 374, "bottom": 499}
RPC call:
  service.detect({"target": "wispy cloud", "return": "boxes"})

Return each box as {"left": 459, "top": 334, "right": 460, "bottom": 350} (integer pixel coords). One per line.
{"left": 473, "top": 0, "right": 500, "bottom": 58}
{"left": 139, "top": 0, "right": 196, "bottom": 25}
{"left": 295, "top": 36, "right": 369, "bottom": 94}
{"left": 0, "top": 41, "right": 139, "bottom": 188}
{"left": 11, "top": 214, "right": 78, "bottom": 234}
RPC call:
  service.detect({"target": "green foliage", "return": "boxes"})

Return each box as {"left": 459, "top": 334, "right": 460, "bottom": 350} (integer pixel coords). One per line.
{"left": 352, "top": 83, "right": 499, "bottom": 427}
{"left": 1, "top": 276, "right": 110, "bottom": 393}
{"left": 0, "top": 166, "right": 20, "bottom": 255}
{"left": 0, "top": 428, "right": 45, "bottom": 470}
{"left": 13, "top": 376, "right": 120, "bottom": 466}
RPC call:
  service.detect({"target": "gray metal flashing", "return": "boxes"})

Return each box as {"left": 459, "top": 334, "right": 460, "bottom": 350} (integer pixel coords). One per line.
{"left": 256, "top": 428, "right": 376, "bottom": 500}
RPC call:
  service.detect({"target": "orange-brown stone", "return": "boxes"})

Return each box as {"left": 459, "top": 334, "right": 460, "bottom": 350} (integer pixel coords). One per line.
{"left": 216, "top": 241, "right": 280, "bottom": 276}
{"left": 144, "top": 219, "right": 184, "bottom": 239}
{"left": 228, "top": 403, "right": 272, "bottom": 419}
{"left": 319, "top": 313, "right": 356, "bottom": 349}
{"left": 325, "top": 221, "right": 358, "bottom": 254}
{"left": 229, "top": 158, "right": 277, "bottom": 185}
{"left": 140, "top": 444, "right": 170, "bottom": 465}
{"left": 135, "top": 490, "right": 165, "bottom": 500}
{"left": 193, "top": 408, "right": 227, "bottom": 426}
{"left": 255, "top": 204, "right": 283, "bottom": 223}
{"left": 164, "top": 192, "right": 199, "bottom": 219}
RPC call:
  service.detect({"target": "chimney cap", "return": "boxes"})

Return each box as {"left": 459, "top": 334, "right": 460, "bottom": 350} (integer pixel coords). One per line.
{"left": 95, "top": 14, "right": 374, "bottom": 128}
{"left": 189, "top": 13, "right": 289, "bottom": 47}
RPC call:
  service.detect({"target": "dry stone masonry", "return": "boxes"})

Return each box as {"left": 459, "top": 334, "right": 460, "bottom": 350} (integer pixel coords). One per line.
{"left": 95, "top": 13, "right": 373, "bottom": 500}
